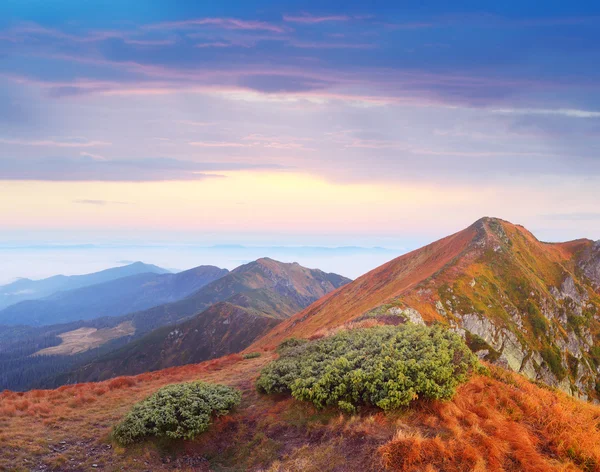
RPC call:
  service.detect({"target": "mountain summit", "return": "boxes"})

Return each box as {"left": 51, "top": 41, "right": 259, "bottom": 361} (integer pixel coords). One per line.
{"left": 252, "top": 217, "right": 600, "bottom": 400}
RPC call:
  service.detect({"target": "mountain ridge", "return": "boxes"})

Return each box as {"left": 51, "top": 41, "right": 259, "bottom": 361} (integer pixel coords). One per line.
{"left": 250, "top": 217, "right": 600, "bottom": 400}
{"left": 0, "top": 262, "right": 170, "bottom": 312}
{"left": 0, "top": 265, "right": 228, "bottom": 326}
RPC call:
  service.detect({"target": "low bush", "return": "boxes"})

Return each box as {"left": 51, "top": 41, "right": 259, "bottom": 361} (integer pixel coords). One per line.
{"left": 113, "top": 381, "right": 241, "bottom": 445}
{"left": 256, "top": 324, "right": 477, "bottom": 413}
{"left": 243, "top": 352, "right": 261, "bottom": 359}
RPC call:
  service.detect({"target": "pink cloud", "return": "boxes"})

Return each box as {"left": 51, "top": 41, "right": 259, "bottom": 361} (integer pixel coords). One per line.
{"left": 188, "top": 141, "right": 249, "bottom": 148}
{"left": 147, "top": 18, "right": 286, "bottom": 34}
{"left": 283, "top": 14, "right": 352, "bottom": 24}
{"left": 287, "top": 40, "right": 376, "bottom": 49}
{"left": 195, "top": 41, "right": 235, "bottom": 48}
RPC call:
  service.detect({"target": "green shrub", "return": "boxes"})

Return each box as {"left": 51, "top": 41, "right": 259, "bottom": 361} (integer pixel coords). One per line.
{"left": 541, "top": 346, "right": 566, "bottom": 381}
{"left": 243, "top": 352, "right": 261, "bottom": 359}
{"left": 256, "top": 324, "right": 477, "bottom": 413}
{"left": 527, "top": 303, "right": 548, "bottom": 338}
{"left": 113, "top": 381, "right": 241, "bottom": 445}
{"left": 276, "top": 337, "right": 308, "bottom": 353}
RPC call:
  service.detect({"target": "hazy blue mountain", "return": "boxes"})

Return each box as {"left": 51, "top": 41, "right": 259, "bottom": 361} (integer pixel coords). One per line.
{"left": 0, "top": 265, "right": 228, "bottom": 326}
{"left": 0, "top": 262, "right": 170, "bottom": 310}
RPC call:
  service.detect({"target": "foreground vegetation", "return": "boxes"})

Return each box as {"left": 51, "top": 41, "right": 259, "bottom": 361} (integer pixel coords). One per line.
{"left": 113, "top": 381, "right": 241, "bottom": 444}
{"left": 257, "top": 324, "right": 478, "bottom": 412}
{"left": 1, "top": 341, "right": 600, "bottom": 470}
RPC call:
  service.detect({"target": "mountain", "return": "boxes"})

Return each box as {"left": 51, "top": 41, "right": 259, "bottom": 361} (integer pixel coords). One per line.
{"left": 0, "top": 265, "right": 228, "bottom": 326}
{"left": 103, "top": 257, "right": 350, "bottom": 337}
{"left": 0, "top": 262, "right": 170, "bottom": 311}
{"left": 251, "top": 217, "right": 600, "bottom": 400}
{"left": 54, "top": 258, "right": 350, "bottom": 383}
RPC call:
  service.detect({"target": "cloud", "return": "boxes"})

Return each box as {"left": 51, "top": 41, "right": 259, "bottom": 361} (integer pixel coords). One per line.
{"left": 146, "top": 18, "right": 286, "bottom": 34}
{"left": 0, "top": 157, "right": 284, "bottom": 181}
{"left": 492, "top": 108, "right": 600, "bottom": 118}
{"left": 238, "top": 74, "right": 332, "bottom": 93}
{"left": 188, "top": 141, "right": 249, "bottom": 148}
{"left": 541, "top": 213, "right": 600, "bottom": 221}
{"left": 80, "top": 151, "right": 106, "bottom": 160}
{"left": 287, "top": 40, "right": 376, "bottom": 49}
{"left": 0, "top": 138, "right": 111, "bottom": 147}
{"left": 283, "top": 14, "right": 352, "bottom": 24}
{"left": 73, "top": 199, "right": 129, "bottom": 205}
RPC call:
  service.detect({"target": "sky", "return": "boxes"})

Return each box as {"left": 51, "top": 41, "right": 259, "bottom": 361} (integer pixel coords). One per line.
{"left": 1, "top": 1, "right": 600, "bottom": 280}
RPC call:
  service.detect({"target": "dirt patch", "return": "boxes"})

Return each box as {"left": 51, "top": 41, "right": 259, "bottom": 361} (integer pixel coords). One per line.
{"left": 34, "top": 321, "right": 135, "bottom": 356}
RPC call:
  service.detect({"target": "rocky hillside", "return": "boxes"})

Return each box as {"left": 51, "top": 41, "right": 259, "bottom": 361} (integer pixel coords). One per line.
{"left": 252, "top": 218, "right": 600, "bottom": 400}
{"left": 50, "top": 259, "right": 350, "bottom": 383}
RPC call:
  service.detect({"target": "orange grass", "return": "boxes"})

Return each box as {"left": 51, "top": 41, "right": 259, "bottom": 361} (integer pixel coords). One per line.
{"left": 379, "top": 367, "right": 600, "bottom": 472}
{"left": 2, "top": 355, "right": 600, "bottom": 471}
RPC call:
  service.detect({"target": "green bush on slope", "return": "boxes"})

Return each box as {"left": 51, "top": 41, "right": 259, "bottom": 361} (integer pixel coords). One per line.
{"left": 256, "top": 324, "right": 478, "bottom": 413}
{"left": 113, "top": 381, "right": 241, "bottom": 445}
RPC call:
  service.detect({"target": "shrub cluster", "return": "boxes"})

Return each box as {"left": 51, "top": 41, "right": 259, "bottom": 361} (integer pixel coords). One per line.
{"left": 243, "top": 352, "right": 261, "bottom": 359}
{"left": 113, "top": 381, "right": 241, "bottom": 445}
{"left": 256, "top": 324, "right": 477, "bottom": 413}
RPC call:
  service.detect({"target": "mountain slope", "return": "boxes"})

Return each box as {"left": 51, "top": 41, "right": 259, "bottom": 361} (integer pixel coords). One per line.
{"left": 0, "top": 262, "right": 170, "bottom": 311}
{"left": 0, "top": 265, "right": 228, "bottom": 326}
{"left": 113, "top": 257, "right": 350, "bottom": 337}
{"left": 55, "top": 259, "right": 350, "bottom": 383}
{"left": 251, "top": 218, "right": 600, "bottom": 400}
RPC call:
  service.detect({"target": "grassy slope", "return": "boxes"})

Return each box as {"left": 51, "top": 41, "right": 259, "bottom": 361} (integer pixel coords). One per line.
{"left": 250, "top": 218, "right": 600, "bottom": 399}
{"left": 251, "top": 224, "right": 478, "bottom": 349}
{"left": 2, "top": 354, "right": 600, "bottom": 471}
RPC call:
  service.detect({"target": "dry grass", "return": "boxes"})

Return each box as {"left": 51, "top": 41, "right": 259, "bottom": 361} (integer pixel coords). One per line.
{"left": 2, "top": 355, "right": 600, "bottom": 471}
{"left": 250, "top": 224, "right": 478, "bottom": 350}
{"left": 379, "top": 367, "right": 600, "bottom": 472}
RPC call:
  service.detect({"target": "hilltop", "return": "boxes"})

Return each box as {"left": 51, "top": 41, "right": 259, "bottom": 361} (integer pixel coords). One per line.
{"left": 252, "top": 218, "right": 600, "bottom": 399}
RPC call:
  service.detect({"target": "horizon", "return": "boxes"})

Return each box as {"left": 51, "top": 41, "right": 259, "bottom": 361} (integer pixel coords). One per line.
{"left": 1, "top": 214, "right": 598, "bottom": 284}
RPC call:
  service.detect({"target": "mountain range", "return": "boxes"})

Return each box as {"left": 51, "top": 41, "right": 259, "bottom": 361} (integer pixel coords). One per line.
{"left": 0, "top": 258, "right": 349, "bottom": 390}
{"left": 0, "top": 261, "right": 169, "bottom": 311}
{"left": 53, "top": 258, "right": 351, "bottom": 383}
{"left": 0, "top": 265, "right": 228, "bottom": 326}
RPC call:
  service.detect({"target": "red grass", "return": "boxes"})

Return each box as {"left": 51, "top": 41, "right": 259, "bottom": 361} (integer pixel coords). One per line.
{"left": 108, "top": 377, "right": 137, "bottom": 390}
